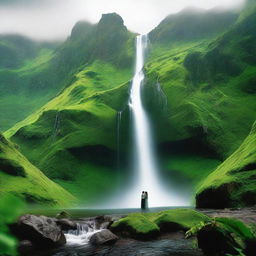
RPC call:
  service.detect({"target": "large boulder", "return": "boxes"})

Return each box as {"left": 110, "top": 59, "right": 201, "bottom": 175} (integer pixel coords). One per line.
{"left": 11, "top": 214, "right": 66, "bottom": 249}
{"left": 197, "top": 223, "right": 240, "bottom": 255}
{"left": 90, "top": 229, "right": 118, "bottom": 245}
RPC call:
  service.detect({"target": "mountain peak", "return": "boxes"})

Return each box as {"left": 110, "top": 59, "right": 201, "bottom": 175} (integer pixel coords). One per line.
{"left": 98, "top": 13, "right": 125, "bottom": 27}
{"left": 70, "top": 21, "right": 94, "bottom": 39}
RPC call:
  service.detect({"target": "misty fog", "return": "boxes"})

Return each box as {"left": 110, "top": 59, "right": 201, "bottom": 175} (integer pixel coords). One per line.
{"left": 0, "top": 0, "right": 245, "bottom": 40}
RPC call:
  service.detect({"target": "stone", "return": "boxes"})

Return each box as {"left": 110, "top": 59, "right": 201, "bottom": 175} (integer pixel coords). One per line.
{"left": 18, "top": 240, "right": 33, "bottom": 256}
{"left": 197, "top": 223, "right": 238, "bottom": 255}
{"left": 11, "top": 214, "right": 66, "bottom": 249}
{"left": 90, "top": 229, "right": 118, "bottom": 246}
{"left": 56, "top": 211, "right": 70, "bottom": 219}
{"left": 56, "top": 218, "right": 77, "bottom": 231}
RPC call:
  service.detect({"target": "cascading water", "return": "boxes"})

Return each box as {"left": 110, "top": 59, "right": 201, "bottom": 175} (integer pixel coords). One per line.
{"left": 104, "top": 34, "right": 188, "bottom": 208}
{"left": 120, "top": 35, "right": 188, "bottom": 208}
{"left": 65, "top": 221, "right": 101, "bottom": 245}
{"left": 117, "top": 111, "right": 122, "bottom": 170}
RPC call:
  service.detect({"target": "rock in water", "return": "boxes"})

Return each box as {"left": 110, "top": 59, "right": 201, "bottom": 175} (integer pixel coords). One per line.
{"left": 18, "top": 240, "right": 33, "bottom": 255}
{"left": 197, "top": 223, "right": 239, "bottom": 255}
{"left": 90, "top": 229, "right": 118, "bottom": 245}
{"left": 12, "top": 214, "right": 66, "bottom": 248}
{"left": 56, "top": 218, "right": 77, "bottom": 231}
{"left": 56, "top": 210, "right": 70, "bottom": 219}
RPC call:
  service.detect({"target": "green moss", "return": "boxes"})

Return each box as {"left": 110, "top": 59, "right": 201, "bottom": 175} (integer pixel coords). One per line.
{"left": 111, "top": 213, "right": 160, "bottom": 240}
{"left": 111, "top": 209, "right": 210, "bottom": 239}
{"left": 150, "top": 208, "right": 210, "bottom": 230}
{"left": 186, "top": 217, "right": 256, "bottom": 256}
{"left": 216, "top": 217, "right": 255, "bottom": 241}
{"left": 196, "top": 121, "right": 256, "bottom": 208}
{"left": 0, "top": 134, "right": 76, "bottom": 207}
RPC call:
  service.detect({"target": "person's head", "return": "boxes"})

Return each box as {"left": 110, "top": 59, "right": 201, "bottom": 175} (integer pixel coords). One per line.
{"left": 145, "top": 191, "right": 148, "bottom": 195}
{"left": 142, "top": 191, "right": 144, "bottom": 194}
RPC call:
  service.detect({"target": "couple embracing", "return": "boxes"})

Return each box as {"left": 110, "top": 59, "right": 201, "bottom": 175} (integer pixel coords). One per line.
{"left": 141, "top": 191, "right": 148, "bottom": 210}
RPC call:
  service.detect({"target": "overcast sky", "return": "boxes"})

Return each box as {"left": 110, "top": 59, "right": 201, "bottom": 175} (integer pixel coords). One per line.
{"left": 0, "top": 0, "right": 245, "bottom": 41}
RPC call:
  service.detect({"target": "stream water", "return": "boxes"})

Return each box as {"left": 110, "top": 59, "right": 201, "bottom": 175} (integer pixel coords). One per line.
{"left": 65, "top": 221, "right": 101, "bottom": 245}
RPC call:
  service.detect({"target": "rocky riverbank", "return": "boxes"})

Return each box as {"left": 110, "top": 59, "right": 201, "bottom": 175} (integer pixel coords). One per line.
{"left": 12, "top": 208, "right": 256, "bottom": 256}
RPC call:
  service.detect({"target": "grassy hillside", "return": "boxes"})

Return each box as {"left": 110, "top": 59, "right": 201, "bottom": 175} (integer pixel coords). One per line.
{"left": 0, "top": 36, "right": 59, "bottom": 131}
{"left": 145, "top": 4, "right": 256, "bottom": 159}
{"left": 135, "top": 4, "right": 256, "bottom": 194}
{"left": 0, "top": 133, "right": 75, "bottom": 206}
{"left": 5, "top": 60, "right": 132, "bottom": 204}
{"left": 196, "top": 121, "right": 256, "bottom": 208}
{"left": 0, "top": 13, "right": 134, "bottom": 132}
{"left": 2, "top": 13, "right": 135, "bottom": 205}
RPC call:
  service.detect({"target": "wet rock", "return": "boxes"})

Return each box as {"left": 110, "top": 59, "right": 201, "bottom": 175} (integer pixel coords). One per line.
{"left": 11, "top": 214, "right": 66, "bottom": 249}
{"left": 101, "top": 222, "right": 111, "bottom": 229}
{"left": 196, "top": 182, "right": 240, "bottom": 208}
{"left": 18, "top": 240, "right": 33, "bottom": 256}
{"left": 90, "top": 229, "right": 118, "bottom": 245}
{"left": 56, "top": 218, "right": 77, "bottom": 231}
{"left": 197, "top": 223, "right": 239, "bottom": 255}
{"left": 94, "top": 215, "right": 119, "bottom": 229}
{"left": 56, "top": 211, "right": 70, "bottom": 219}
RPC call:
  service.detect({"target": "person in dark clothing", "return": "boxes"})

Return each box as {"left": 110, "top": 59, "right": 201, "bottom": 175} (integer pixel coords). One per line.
{"left": 141, "top": 191, "right": 146, "bottom": 209}
{"left": 145, "top": 191, "right": 148, "bottom": 209}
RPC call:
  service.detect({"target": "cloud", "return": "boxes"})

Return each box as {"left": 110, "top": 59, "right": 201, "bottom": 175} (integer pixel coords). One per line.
{"left": 0, "top": 0, "right": 245, "bottom": 41}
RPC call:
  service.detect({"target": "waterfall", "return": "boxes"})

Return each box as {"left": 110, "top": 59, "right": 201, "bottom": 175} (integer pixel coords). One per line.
{"left": 104, "top": 35, "right": 188, "bottom": 208}
{"left": 117, "top": 111, "right": 122, "bottom": 170}
{"left": 125, "top": 34, "right": 188, "bottom": 207}
{"left": 52, "top": 112, "right": 60, "bottom": 141}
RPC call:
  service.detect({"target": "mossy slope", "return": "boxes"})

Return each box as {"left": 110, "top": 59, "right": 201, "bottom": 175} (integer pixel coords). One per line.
{"left": 5, "top": 60, "right": 132, "bottom": 204}
{"left": 196, "top": 121, "right": 256, "bottom": 208}
{"left": 145, "top": 4, "right": 256, "bottom": 159}
{"left": 3, "top": 13, "right": 135, "bottom": 204}
{"left": 0, "top": 134, "right": 75, "bottom": 206}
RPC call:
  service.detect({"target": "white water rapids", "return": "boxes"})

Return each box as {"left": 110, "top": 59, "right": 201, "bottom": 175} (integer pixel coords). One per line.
{"left": 65, "top": 222, "right": 102, "bottom": 245}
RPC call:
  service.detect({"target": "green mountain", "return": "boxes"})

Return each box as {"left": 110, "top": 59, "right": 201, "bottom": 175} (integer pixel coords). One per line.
{"left": 0, "top": 35, "right": 41, "bottom": 69}
{"left": 0, "top": 133, "right": 75, "bottom": 206}
{"left": 0, "top": 13, "right": 134, "bottom": 132}
{"left": 149, "top": 7, "right": 238, "bottom": 43}
{"left": 3, "top": 13, "right": 135, "bottom": 205}
{"left": 0, "top": 35, "right": 61, "bottom": 131}
{"left": 142, "top": 4, "right": 256, "bottom": 194}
